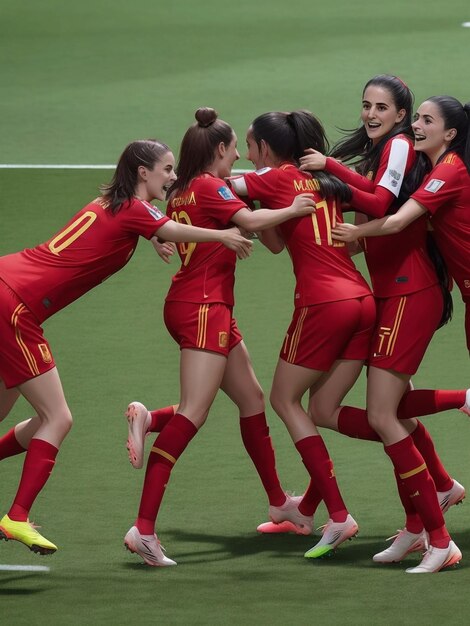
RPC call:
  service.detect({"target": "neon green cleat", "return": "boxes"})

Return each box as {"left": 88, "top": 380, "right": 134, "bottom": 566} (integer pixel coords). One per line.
{"left": 304, "top": 514, "right": 358, "bottom": 559}
{"left": 0, "top": 514, "right": 57, "bottom": 555}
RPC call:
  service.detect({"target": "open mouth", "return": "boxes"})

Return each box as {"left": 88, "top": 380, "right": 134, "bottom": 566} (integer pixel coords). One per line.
{"left": 367, "top": 122, "right": 381, "bottom": 129}
{"left": 414, "top": 133, "right": 426, "bottom": 142}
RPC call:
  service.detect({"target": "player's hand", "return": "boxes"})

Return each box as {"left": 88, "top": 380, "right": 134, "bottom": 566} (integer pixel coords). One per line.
{"left": 151, "top": 237, "right": 177, "bottom": 264}
{"left": 290, "top": 193, "right": 316, "bottom": 216}
{"left": 331, "top": 222, "right": 360, "bottom": 242}
{"left": 299, "top": 149, "right": 327, "bottom": 171}
{"left": 221, "top": 227, "right": 253, "bottom": 259}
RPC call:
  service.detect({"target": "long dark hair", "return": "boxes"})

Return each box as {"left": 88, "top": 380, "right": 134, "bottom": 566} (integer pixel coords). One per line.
{"left": 250, "top": 110, "right": 351, "bottom": 201}
{"left": 408, "top": 95, "right": 470, "bottom": 329}
{"left": 331, "top": 74, "right": 414, "bottom": 181}
{"left": 170, "top": 107, "right": 234, "bottom": 194}
{"left": 100, "top": 139, "right": 171, "bottom": 214}
{"left": 407, "top": 96, "right": 470, "bottom": 193}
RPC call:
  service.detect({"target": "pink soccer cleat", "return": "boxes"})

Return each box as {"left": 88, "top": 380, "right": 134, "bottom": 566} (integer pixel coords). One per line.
{"left": 125, "top": 401, "right": 151, "bottom": 469}
{"left": 257, "top": 494, "right": 313, "bottom": 536}
{"left": 124, "top": 526, "right": 176, "bottom": 567}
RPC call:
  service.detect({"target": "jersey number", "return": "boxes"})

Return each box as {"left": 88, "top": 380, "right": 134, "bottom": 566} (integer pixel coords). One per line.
{"left": 48, "top": 211, "right": 97, "bottom": 256}
{"left": 311, "top": 200, "right": 344, "bottom": 247}
{"left": 171, "top": 210, "right": 196, "bottom": 266}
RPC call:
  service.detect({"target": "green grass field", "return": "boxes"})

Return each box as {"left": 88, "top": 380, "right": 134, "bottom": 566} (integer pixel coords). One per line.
{"left": 1, "top": 2, "right": 470, "bottom": 624}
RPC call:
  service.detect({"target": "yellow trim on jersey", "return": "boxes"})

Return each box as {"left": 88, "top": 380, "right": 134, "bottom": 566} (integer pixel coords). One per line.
{"left": 387, "top": 297, "right": 406, "bottom": 356}
{"left": 287, "top": 307, "right": 308, "bottom": 363}
{"left": 11, "top": 304, "right": 40, "bottom": 377}
{"left": 399, "top": 462, "right": 427, "bottom": 480}
{"left": 151, "top": 447, "right": 177, "bottom": 464}
{"left": 442, "top": 153, "right": 456, "bottom": 165}
{"left": 197, "top": 304, "right": 209, "bottom": 348}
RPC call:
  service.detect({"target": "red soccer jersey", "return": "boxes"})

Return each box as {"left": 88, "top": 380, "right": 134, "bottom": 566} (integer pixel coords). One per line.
{"left": 411, "top": 152, "right": 470, "bottom": 300}
{"left": 0, "top": 197, "right": 170, "bottom": 322}
{"left": 359, "top": 135, "right": 437, "bottom": 297}
{"left": 165, "top": 173, "right": 247, "bottom": 305}
{"left": 232, "top": 163, "right": 371, "bottom": 307}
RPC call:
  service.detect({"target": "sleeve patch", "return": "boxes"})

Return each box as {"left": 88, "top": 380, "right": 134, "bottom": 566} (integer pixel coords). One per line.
{"left": 424, "top": 179, "right": 445, "bottom": 193}
{"left": 217, "top": 186, "right": 236, "bottom": 201}
{"left": 146, "top": 205, "right": 165, "bottom": 221}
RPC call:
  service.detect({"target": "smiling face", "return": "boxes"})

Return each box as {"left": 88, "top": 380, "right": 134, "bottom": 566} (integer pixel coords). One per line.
{"left": 138, "top": 151, "right": 177, "bottom": 201}
{"left": 245, "top": 128, "right": 265, "bottom": 169}
{"left": 361, "top": 85, "right": 406, "bottom": 145}
{"left": 412, "top": 100, "right": 457, "bottom": 166}
{"left": 216, "top": 132, "right": 240, "bottom": 179}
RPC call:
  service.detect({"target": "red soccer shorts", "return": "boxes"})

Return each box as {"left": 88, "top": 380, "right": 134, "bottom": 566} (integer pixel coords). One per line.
{"left": 0, "top": 279, "right": 56, "bottom": 388}
{"left": 280, "top": 295, "right": 376, "bottom": 371}
{"left": 164, "top": 301, "right": 242, "bottom": 356}
{"left": 369, "top": 284, "right": 443, "bottom": 374}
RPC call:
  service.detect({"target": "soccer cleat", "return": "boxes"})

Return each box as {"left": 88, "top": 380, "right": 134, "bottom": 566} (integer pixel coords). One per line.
{"left": 458, "top": 389, "right": 470, "bottom": 416}
{"left": 126, "top": 401, "right": 151, "bottom": 469}
{"left": 0, "top": 514, "right": 57, "bottom": 555}
{"left": 124, "top": 526, "right": 176, "bottom": 567}
{"left": 304, "top": 514, "right": 358, "bottom": 559}
{"left": 405, "top": 540, "right": 462, "bottom": 573}
{"left": 372, "top": 529, "right": 428, "bottom": 563}
{"left": 257, "top": 495, "right": 313, "bottom": 535}
{"left": 437, "top": 479, "right": 466, "bottom": 513}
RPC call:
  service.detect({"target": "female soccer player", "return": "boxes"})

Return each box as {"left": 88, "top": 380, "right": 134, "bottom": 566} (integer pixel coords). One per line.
{"left": 229, "top": 109, "right": 376, "bottom": 560}
{"left": 0, "top": 138, "right": 254, "bottom": 555}
{"left": 123, "top": 108, "right": 316, "bottom": 567}
{"left": 301, "top": 80, "right": 463, "bottom": 573}
{"left": 332, "top": 95, "right": 470, "bottom": 352}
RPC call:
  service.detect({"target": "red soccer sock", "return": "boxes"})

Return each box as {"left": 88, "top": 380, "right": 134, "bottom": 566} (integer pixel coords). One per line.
{"left": 240, "top": 413, "right": 285, "bottom": 507}
{"left": 148, "top": 405, "right": 178, "bottom": 433}
{"left": 384, "top": 436, "right": 449, "bottom": 546}
{"left": 397, "top": 390, "right": 466, "bottom": 419}
{"left": 8, "top": 438, "right": 58, "bottom": 521}
{"left": 0, "top": 427, "right": 27, "bottom": 461}
{"left": 295, "top": 435, "right": 348, "bottom": 523}
{"left": 394, "top": 469, "right": 424, "bottom": 534}
{"left": 410, "top": 421, "right": 453, "bottom": 492}
{"left": 337, "top": 406, "right": 381, "bottom": 442}
{"left": 298, "top": 479, "right": 322, "bottom": 517}
{"left": 136, "top": 413, "right": 198, "bottom": 535}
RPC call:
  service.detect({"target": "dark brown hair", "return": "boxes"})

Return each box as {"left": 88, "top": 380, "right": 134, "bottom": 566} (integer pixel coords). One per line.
{"left": 170, "top": 107, "right": 234, "bottom": 193}
{"left": 100, "top": 139, "right": 171, "bottom": 213}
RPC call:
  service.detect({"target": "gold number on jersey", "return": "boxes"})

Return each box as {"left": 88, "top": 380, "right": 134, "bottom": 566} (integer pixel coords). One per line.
{"left": 311, "top": 199, "right": 344, "bottom": 247}
{"left": 171, "top": 210, "right": 197, "bottom": 266}
{"left": 48, "top": 211, "right": 97, "bottom": 256}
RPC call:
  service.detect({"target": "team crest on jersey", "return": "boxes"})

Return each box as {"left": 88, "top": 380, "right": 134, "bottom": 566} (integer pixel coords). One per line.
{"left": 218, "top": 331, "right": 228, "bottom": 348}
{"left": 388, "top": 169, "right": 401, "bottom": 187}
{"left": 255, "top": 167, "right": 271, "bottom": 176}
{"left": 424, "top": 179, "right": 445, "bottom": 193}
{"left": 217, "top": 186, "right": 236, "bottom": 201}
{"left": 38, "top": 343, "right": 53, "bottom": 364}
{"left": 146, "top": 205, "right": 165, "bottom": 221}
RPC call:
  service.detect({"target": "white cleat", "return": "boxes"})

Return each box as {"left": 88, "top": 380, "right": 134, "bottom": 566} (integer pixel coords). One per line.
{"left": 458, "top": 389, "right": 470, "bottom": 416}
{"left": 124, "top": 526, "right": 176, "bottom": 567}
{"left": 437, "top": 479, "right": 466, "bottom": 513}
{"left": 257, "top": 495, "right": 313, "bottom": 535}
{"left": 405, "top": 540, "right": 462, "bottom": 573}
{"left": 126, "top": 401, "right": 151, "bottom": 469}
{"left": 373, "top": 529, "right": 428, "bottom": 563}
{"left": 304, "top": 514, "right": 358, "bottom": 559}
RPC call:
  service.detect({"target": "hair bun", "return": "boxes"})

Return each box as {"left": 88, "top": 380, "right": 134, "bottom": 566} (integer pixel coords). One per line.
{"left": 195, "top": 107, "right": 218, "bottom": 128}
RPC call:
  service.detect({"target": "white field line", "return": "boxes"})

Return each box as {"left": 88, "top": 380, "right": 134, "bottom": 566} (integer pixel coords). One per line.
{"left": 0, "top": 164, "right": 249, "bottom": 174}
{"left": 0, "top": 564, "right": 50, "bottom": 572}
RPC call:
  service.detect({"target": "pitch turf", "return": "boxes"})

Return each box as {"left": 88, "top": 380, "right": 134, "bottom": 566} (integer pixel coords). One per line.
{"left": 2, "top": 1, "right": 470, "bottom": 624}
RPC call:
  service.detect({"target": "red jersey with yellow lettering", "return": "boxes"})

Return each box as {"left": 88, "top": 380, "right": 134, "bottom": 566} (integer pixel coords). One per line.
{"left": 233, "top": 163, "right": 371, "bottom": 306}
{"left": 359, "top": 135, "right": 437, "bottom": 297}
{"left": 165, "top": 173, "right": 248, "bottom": 305}
{"left": 411, "top": 152, "right": 470, "bottom": 301}
{"left": 0, "top": 197, "right": 170, "bottom": 323}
